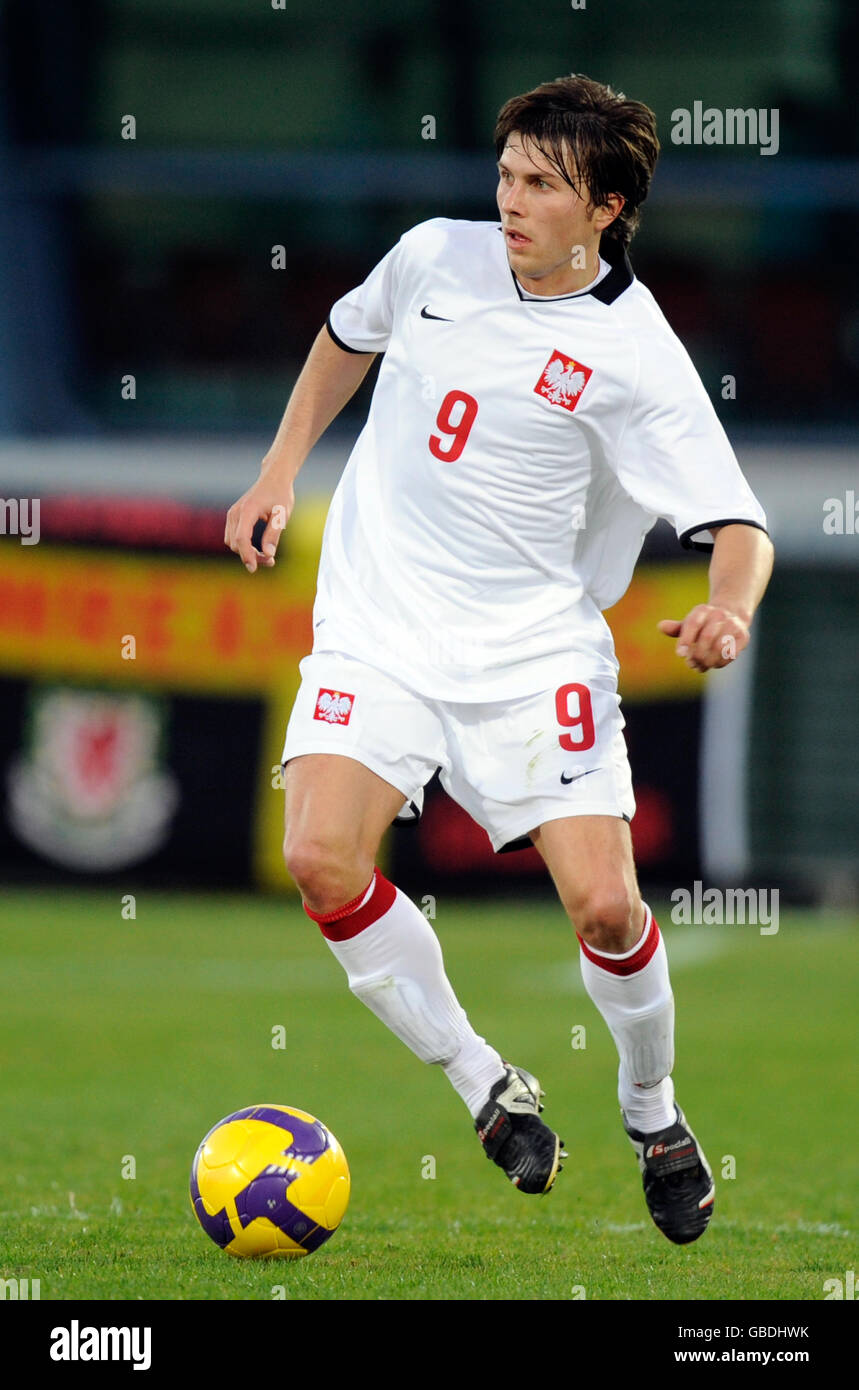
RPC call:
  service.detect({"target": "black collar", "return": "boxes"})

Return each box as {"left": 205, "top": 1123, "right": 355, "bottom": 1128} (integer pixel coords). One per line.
{"left": 501, "top": 229, "right": 634, "bottom": 306}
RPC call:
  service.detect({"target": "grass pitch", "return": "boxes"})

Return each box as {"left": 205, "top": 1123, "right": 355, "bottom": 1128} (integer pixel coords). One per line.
{"left": 0, "top": 887, "right": 855, "bottom": 1301}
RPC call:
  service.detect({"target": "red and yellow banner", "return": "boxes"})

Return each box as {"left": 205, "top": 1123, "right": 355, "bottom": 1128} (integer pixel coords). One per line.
{"left": 607, "top": 567, "right": 709, "bottom": 701}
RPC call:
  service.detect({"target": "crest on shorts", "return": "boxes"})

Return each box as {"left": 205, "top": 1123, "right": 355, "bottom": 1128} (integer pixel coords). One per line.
{"left": 534, "top": 350, "right": 593, "bottom": 412}
{"left": 313, "top": 689, "right": 354, "bottom": 725}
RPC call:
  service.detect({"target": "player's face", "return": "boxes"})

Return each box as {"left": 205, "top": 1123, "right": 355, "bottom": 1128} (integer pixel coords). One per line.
{"left": 496, "top": 136, "right": 620, "bottom": 295}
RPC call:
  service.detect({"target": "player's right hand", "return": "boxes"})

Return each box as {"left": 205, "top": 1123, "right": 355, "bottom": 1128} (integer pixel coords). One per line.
{"left": 224, "top": 477, "right": 295, "bottom": 573}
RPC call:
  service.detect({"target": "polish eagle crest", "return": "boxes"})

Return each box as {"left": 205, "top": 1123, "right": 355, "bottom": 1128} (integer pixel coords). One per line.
{"left": 534, "top": 350, "right": 593, "bottom": 412}
{"left": 313, "top": 689, "right": 355, "bottom": 725}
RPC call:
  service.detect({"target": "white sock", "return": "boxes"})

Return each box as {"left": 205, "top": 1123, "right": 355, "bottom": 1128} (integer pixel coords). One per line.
{"left": 577, "top": 904, "right": 677, "bottom": 1133}
{"left": 307, "top": 869, "right": 505, "bottom": 1117}
{"left": 618, "top": 1064, "right": 675, "bottom": 1135}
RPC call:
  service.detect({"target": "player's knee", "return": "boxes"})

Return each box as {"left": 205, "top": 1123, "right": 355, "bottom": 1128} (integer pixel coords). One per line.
{"left": 573, "top": 889, "right": 641, "bottom": 953}
{"left": 282, "top": 834, "right": 371, "bottom": 916}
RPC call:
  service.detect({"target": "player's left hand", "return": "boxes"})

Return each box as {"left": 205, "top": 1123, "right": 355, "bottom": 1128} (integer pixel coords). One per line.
{"left": 657, "top": 605, "right": 750, "bottom": 672}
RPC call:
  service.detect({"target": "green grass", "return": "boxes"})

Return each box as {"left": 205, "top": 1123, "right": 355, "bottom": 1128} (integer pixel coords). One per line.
{"left": 0, "top": 888, "right": 856, "bottom": 1301}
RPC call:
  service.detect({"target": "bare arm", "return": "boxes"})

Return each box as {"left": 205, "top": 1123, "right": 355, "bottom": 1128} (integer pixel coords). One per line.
{"left": 225, "top": 326, "right": 377, "bottom": 572}
{"left": 658, "top": 523, "right": 775, "bottom": 671}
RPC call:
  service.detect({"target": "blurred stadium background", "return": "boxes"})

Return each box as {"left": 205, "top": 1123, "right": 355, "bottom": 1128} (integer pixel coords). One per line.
{"left": 0, "top": 0, "right": 857, "bottom": 908}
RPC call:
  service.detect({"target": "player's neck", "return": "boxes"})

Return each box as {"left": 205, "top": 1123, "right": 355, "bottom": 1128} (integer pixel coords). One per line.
{"left": 515, "top": 247, "right": 603, "bottom": 298}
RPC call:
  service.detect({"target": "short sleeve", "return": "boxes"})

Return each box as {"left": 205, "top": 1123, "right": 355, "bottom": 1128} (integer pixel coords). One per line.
{"left": 326, "top": 236, "right": 407, "bottom": 355}
{"left": 612, "top": 331, "right": 768, "bottom": 551}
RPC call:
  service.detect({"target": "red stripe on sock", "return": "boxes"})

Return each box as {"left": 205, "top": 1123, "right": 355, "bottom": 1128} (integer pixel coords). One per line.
{"left": 304, "top": 877, "right": 374, "bottom": 925}
{"left": 304, "top": 867, "right": 397, "bottom": 941}
{"left": 577, "top": 912, "right": 660, "bottom": 977}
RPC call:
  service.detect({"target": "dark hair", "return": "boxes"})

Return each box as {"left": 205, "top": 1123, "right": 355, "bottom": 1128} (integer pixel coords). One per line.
{"left": 494, "top": 74, "right": 660, "bottom": 250}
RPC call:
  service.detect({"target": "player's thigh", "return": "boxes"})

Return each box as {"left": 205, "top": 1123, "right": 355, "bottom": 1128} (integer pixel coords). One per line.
{"left": 283, "top": 752, "right": 406, "bottom": 869}
{"left": 440, "top": 674, "right": 641, "bottom": 945}
{"left": 442, "top": 674, "right": 634, "bottom": 855}
{"left": 280, "top": 651, "right": 445, "bottom": 891}
{"left": 531, "top": 813, "right": 642, "bottom": 944}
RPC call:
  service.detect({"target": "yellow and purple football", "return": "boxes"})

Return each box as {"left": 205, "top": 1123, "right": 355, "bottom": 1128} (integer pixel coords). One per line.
{"left": 190, "top": 1104, "right": 350, "bottom": 1257}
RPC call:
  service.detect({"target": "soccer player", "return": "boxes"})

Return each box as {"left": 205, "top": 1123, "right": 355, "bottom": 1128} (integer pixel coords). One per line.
{"left": 225, "top": 74, "right": 773, "bottom": 1244}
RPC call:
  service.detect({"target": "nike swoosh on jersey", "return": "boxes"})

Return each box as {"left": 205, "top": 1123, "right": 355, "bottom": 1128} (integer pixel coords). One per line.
{"left": 420, "top": 305, "right": 454, "bottom": 321}
{"left": 560, "top": 768, "right": 599, "bottom": 785}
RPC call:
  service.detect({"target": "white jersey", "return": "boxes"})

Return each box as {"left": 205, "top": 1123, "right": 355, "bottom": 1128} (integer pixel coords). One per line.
{"left": 314, "top": 217, "right": 767, "bottom": 701}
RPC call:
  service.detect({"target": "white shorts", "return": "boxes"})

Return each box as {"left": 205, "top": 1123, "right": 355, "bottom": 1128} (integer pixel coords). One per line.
{"left": 281, "top": 652, "right": 635, "bottom": 852}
